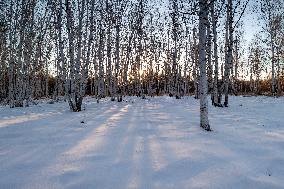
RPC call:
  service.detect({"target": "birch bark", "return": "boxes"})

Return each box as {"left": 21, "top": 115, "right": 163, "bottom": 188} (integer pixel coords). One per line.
{"left": 198, "top": 0, "right": 210, "bottom": 131}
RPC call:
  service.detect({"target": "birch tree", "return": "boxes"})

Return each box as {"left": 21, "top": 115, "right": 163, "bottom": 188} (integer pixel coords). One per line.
{"left": 223, "top": 0, "right": 233, "bottom": 107}
{"left": 64, "top": 0, "right": 90, "bottom": 111}
{"left": 198, "top": 0, "right": 211, "bottom": 131}
{"left": 260, "top": 0, "right": 283, "bottom": 95}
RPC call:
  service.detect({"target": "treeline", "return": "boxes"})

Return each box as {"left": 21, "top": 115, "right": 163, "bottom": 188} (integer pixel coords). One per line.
{"left": 1, "top": 69, "right": 282, "bottom": 104}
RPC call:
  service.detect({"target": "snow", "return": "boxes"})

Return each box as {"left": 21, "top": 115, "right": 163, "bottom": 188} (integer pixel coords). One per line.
{"left": 0, "top": 96, "right": 284, "bottom": 189}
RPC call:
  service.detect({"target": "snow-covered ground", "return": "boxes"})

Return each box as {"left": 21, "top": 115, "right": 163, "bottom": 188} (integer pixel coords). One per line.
{"left": 0, "top": 96, "right": 284, "bottom": 189}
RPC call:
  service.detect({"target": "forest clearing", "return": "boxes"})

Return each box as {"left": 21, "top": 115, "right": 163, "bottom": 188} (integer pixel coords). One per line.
{"left": 0, "top": 0, "right": 284, "bottom": 188}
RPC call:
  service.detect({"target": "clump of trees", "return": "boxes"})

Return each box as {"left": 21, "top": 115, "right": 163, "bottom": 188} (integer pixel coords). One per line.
{"left": 0, "top": 0, "right": 283, "bottom": 130}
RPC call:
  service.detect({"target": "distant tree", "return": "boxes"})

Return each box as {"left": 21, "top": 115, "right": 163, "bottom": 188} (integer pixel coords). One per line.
{"left": 260, "top": 0, "right": 283, "bottom": 95}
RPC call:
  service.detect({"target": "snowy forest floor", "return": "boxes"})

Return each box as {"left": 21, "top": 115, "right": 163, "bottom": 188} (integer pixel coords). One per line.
{"left": 0, "top": 96, "right": 284, "bottom": 189}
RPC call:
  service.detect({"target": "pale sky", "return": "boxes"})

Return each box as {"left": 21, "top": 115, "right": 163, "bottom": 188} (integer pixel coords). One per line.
{"left": 242, "top": 0, "right": 263, "bottom": 49}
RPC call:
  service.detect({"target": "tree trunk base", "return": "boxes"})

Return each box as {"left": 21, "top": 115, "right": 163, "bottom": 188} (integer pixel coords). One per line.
{"left": 213, "top": 102, "right": 223, "bottom": 107}
{"left": 200, "top": 124, "right": 212, "bottom": 131}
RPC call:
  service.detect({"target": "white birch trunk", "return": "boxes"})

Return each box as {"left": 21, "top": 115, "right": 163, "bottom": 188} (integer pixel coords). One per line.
{"left": 224, "top": 0, "right": 233, "bottom": 107}
{"left": 198, "top": 0, "right": 210, "bottom": 131}
{"left": 212, "top": 2, "right": 221, "bottom": 106}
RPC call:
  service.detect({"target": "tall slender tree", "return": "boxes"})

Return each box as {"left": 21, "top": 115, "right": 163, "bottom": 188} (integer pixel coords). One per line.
{"left": 198, "top": 0, "right": 211, "bottom": 131}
